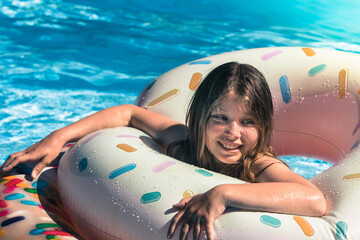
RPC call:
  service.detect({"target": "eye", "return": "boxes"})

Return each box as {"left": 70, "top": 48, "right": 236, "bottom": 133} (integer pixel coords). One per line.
{"left": 210, "top": 114, "right": 228, "bottom": 123}
{"left": 241, "top": 119, "right": 255, "bottom": 126}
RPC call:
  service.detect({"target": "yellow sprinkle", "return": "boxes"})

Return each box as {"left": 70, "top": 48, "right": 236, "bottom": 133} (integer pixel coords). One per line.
{"left": 343, "top": 173, "right": 360, "bottom": 181}
{"left": 0, "top": 229, "right": 5, "bottom": 236}
{"left": 302, "top": 47, "right": 316, "bottom": 56}
{"left": 116, "top": 144, "right": 137, "bottom": 152}
{"left": 182, "top": 190, "right": 194, "bottom": 199}
{"left": 1, "top": 176, "right": 17, "bottom": 180}
{"left": 293, "top": 216, "right": 314, "bottom": 236}
{"left": 16, "top": 182, "right": 29, "bottom": 188}
{"left": 148, "top": 89, "right": 180, "bottom": 108}
{"left": 189, "top": 72, "right": 202, "bottom": 91}
{"left": 338, "top": 68, "right": 349, "bottom": 99}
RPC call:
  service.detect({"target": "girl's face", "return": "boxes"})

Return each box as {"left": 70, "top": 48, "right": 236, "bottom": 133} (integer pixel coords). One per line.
{"left": 205, "top": 98, "right": 259, "bottom": 168}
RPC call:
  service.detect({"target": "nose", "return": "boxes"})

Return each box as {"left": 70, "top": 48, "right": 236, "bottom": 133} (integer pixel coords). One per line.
{"left": 226, "top": 121, "right": 241, "bottom": 138}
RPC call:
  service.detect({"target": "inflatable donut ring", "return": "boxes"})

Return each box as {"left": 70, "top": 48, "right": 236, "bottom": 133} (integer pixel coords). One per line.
{"left": 58, "top": 47, "right": 360, "bottom": 239}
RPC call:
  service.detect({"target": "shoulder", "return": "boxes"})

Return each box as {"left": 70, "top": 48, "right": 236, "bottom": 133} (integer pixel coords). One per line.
{"left": 251, "top": 155, "right": 293, "bottom": 183}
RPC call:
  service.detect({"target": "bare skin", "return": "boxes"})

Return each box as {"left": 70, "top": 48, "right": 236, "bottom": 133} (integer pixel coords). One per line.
{"left": 2, "top": 103, "right": 327, "bottom": 240}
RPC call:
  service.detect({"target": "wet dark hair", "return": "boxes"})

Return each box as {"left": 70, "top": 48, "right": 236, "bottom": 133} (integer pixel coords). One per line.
{"left": 169, "top": 62, "right": 276, "bottom": 182}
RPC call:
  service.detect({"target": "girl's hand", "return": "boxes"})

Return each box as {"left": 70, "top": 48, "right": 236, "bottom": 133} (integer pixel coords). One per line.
{"left": 1, "top": 130, "right": 65, "bottom": 179}
{"left": 167, "top": 186, "right": 227, "bottom": 240}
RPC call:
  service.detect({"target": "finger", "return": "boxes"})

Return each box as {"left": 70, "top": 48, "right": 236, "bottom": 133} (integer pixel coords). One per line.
{"left": 31, "top": 156, "right": 52, "bottom": 179}
{"left": 193, "top": 219, "right": 201, "bottom": 240}
{"left": 180, "top": 221, "right": 191, "bottom": 240}
{"left": 205, "top": 222, "right": 215, "bottom": 240}
{"left": 2, "top": 152, "right": 24, "bottom": 170}
{"left": 172, "top": 197, "right": 192, "bottom": 209}
{"left": 167, "top": 211, "right": 184, "bottom": 238}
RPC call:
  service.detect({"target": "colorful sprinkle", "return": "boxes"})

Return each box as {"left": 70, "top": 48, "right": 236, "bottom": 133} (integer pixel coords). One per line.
{"left": 29, "top": 228, "right": 45, "bottom": 235}
{"left": 145, "top": 80, "right": 156, "bottom": 91}
{"left": 116, "top": 135, "right": 139, "bottom": 139}
{"left": 260, "top": 215, "right": 281, "bottom": 228}
{"left": 279, "top": 75, "right": 291, "bottom": 104}
{"left": 109, "top": 163, "right": 136, "bottom": 179}
{"left": 261, "top": 50, "right": 282, "bottom": 60}
{"left": 21, "top": 200, "right": 40, "bottom": 206}
{"left": 141, "top": 191, "right": 161, "bottom": 204}
{"left": 182, "top": 190, "right": 194, "bottom": 199}
{"left": 1, "top": 216, "right": 26, "bottom": 227}
{"left": 32, "top": 179, "right": 48, "bottom": 189}
{"left": 189, "top": 60, "right": 212, "bottom": 65}
{"left": 338, "top": 68, "right": 348, "bottom": 99}
{"left": 153, "top": 161, "right": 176, "bottom": 172}
{"left": 351, "top": 141, "right": 359, "bottom": 151}
{"left": 83, "top": 132, "right": 102, "bottom": 144}
{"left": 308, "top": 64, "right": 326, "bottom": 77}
{"left": 116, "top": 143, "right": 137, "bottom": 152}
{"left": 336, "top": 221, "right": 348, "bottom": 240}
{"left": 43, "top": 230, "right": 72, "bottom": 236}
{"left": 16, "top": 182, "right": 29, "bottom": 188}
{"left": 148, "top": 89, "right": 180, "bottom": 108}
{"left": 195, "top": 169, "right": 213, "bottom": 177}
{"left": 189, "top": 72, "right": 202, "bottom": 91}
{"left": 4, "top": 193, "right": 25, "bottom": 200}
{"left": 0, "top": 210, "right": 10, "bottom": 217}
{"left": 0, "top": 200, "right": 7, "bottom": 208}
{"left": 36, "top": 223, "right": 61, "bottom": 228}
{"left": 24, "top": 188, "right": 38, "bottom": 194}
{"left": 1, "top": 176, "right": 16, "bottom": 180}
{"left": 0, "top": 229, "right": 5, "bottom": 236}
{"left": 293, "top": 216, "right": 314, "bottom": 236}
{"left": 79, "top": 158, "right": 88, "bottom": 172}
{"left": 343, "top": 173, "right": 360, "bottom": 181}
{"left": 302, "top": 47, "right": 316, "bottom": 56}
{"left": 4, "top": 178, "right": 22, "bottom": 187}
{"left": 3, "top": 186, "right": 17, "bottom": 193}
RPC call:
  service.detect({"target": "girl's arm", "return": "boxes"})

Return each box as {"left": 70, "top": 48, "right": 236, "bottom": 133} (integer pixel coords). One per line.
{"left": 2, "top": 105, "right": 185, "bottom": 178}
{"left": 167, "top": 158, "right": 326, "bottom": 240}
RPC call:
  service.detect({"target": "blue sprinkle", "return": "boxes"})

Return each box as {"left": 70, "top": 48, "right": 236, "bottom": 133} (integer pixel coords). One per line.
{"left": 336, "top": 221, "right": 348, "bottom": 240}
{"left": 32, "top": 179, "right": 48, "bottom": 189}
{"left": 145, "top": 80, "right": 156, "bottom": 91}
{"left": 260, "top": 215, "right": 281, "bottom": 228}
{"left": 79, "top": 158, "right": 88, "bottom": 172}
{"left": 195, "top": 169, "right": 213, "bottom": 177}
{"left": 308, "top": 64, "right": 327, "bottom": 77}
{"left": 29, "top": 228, "right": 45, "bottom": 235}
{"left": 21, "top": 200, "right": 40, "bottom": 206}
{"left": 1, "top": 216, "right": 26, "bottom": 227}
{"left": 279, "top": 75, "right": 291, "bottom": 104}
{"left": 189, "top": 60, "right": 212, "bottom": 65}
{"left": 4, "top": 193, "right": 25, "bottom": 200}
{"left": 141, "top": 192, "right": 161, "bottom": 204}
{"left": 109, "top": 163, "right": 136, "bottom": 179}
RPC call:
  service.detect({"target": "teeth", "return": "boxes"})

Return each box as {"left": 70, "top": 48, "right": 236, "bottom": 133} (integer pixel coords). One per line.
{"left": 219, "top": 142, "right": 240, "bottom": 150}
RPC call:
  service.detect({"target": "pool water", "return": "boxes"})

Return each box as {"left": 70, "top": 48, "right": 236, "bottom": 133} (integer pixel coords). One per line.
{"left": 1, "top": 0, "right": 359, "bottom": 178}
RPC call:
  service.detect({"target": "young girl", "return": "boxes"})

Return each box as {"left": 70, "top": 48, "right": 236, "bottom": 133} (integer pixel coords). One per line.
{"left": 2, "top": 62, "right": 326, "bottom": 240}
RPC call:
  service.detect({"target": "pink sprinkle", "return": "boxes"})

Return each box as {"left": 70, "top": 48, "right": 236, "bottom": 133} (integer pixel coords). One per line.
{"left": 43, "top": 230, "right": 72, "bottom": 236}
{"left": 0, "top": 210, "right": 9, "bottom": 217}
{"left": 116, "top": 135, "right": 139, "bottom": 138}
{"left": 3, "top": 186, "right": 17, "bottom": 193}
{"left": 153, "top": 161, "right": 176, "bottom": 172}
{"left": 82, "top": 132, "right": 102, "bottom": 144}
{"left": 261, "top": 50, "right": 283, "bottom": 60}
{"left": 4, "top": 179, "right": 22, "bottom": 187}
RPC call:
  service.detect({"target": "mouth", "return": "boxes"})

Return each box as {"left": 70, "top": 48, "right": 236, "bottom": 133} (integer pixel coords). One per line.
{"left": 218, "top": 141, "right": 243, "bottom": 151}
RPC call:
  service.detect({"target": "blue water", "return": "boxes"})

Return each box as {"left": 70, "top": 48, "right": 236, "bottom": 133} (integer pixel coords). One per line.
{"left": 2, "top": 0, "right": 359, "bottom": 178}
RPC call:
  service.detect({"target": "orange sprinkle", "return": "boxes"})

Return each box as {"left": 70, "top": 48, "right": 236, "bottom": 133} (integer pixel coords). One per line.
{"left": 16, "top": 182, "right": 29, "bottom": 188}
{"left": 189, "top": 72, "right": 202, "bottom": 91}
{"left": 148, "top": 89, "right": 180, "bottom": 108}
{"left": 302, "top": 47, "right": 316, "bottom": 56}
{"left": 293, "top": 216, "right": 314, "bottom": 236}
{"left": 116, "top": 144, "right": 137, "bottom": 152}
{"left": 338, "top": 68, "right": 349, "bottom": 99}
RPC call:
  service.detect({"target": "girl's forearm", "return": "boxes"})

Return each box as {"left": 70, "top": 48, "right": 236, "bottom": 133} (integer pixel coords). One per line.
{"left": 54, "top": 105, "right": 133, "bottom": 144}
{"left": 217, "top": 183, "right": 326, "bottom": 217}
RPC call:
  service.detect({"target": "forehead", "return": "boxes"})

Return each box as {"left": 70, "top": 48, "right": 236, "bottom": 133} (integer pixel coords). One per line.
{"left": 212, "top": 97, "right": 250, "bottom": 114}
